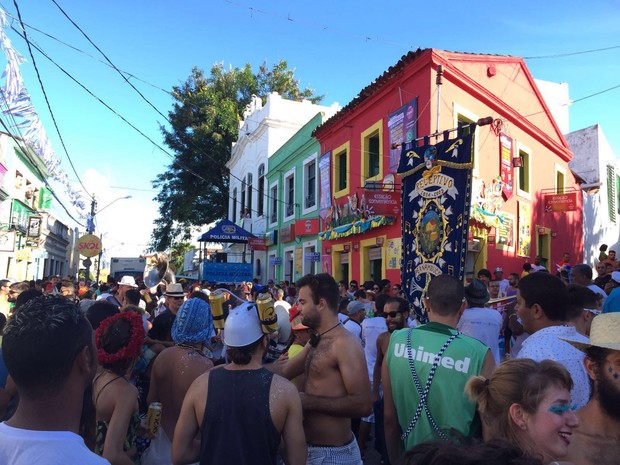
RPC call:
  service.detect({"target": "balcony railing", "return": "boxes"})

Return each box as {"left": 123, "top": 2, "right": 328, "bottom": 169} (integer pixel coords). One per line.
{"left": 305, "top": 195, "right": 315, "bottom": 209}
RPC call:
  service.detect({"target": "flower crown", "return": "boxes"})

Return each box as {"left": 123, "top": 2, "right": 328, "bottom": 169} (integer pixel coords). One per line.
{"left": 96, "top": 312, "right": 145, "bottom": 365}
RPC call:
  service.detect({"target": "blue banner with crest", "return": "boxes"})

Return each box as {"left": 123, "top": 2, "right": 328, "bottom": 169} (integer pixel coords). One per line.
{"left": 397, "top": 130, "right": 474, "bottom": 322}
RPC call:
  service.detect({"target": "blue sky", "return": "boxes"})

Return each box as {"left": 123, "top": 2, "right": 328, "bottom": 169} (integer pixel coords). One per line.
{"left": 0, "top": 0, "right": 618, "bottom": 257}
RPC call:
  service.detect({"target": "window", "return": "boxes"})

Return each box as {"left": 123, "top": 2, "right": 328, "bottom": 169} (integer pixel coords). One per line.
{"left": 270, "top": 184, "right": 278, "bottom": 224}
{"left": 454, "top": 105, "right": 480, "bottom": 177}
{"left": 361, "top": 120, "right": 383, "bottom": 182}
{"left": 258, "top": 164, "right": 265, "bottom": 216}
{"left": 305, "top": 160, "right": 316, "bottom": 209}
{"left": 247, "top": 173, "right": 253, "bottom": 216}
{"left": 555, "top": 167, "right": 565, "bottom": 194}
{"left": 332, "top": 141, "right": 350, "bottom": 198}
{"left": 232, "top": 188, "right": 237, "bottom": 223}
{"left": 241, "top": 180, "right": 246, "bottom": 213}
{"left": 285, "top": 172, "right": 295, "bottom": 219}
{"left": 608, "top": 165, "right": 617, "bottom": 223}
{"left": 517, "top": 148, "right": 531, "bottom": 196}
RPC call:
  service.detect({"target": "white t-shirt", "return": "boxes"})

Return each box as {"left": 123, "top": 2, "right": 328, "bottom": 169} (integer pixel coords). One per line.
{"left": 498, "top": 279, "right": 510, "bottom": 297}
{"left": 0, "top": 422, "right": 110, "bottom": 465}
{"left": 361, "top": 317, "right": 388, "bottom": 383}
{"left": 457, "top": 307, "right": 504, "bottom": 364}
{"left": 516, "top": 325, "right": 590, "bottom": 409}
{"left": 343, "top": 318, "right": 363, "bottom": 343}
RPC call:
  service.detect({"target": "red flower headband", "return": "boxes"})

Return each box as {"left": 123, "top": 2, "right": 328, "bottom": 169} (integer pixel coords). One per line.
{"left": 96, "top": 312, "right": 145, "bottom": 365}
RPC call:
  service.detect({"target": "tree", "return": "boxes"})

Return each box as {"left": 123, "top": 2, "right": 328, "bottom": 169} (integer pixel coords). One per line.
{"left": 149, "top": 61, "right": 322, "bottom": 251}
{"left": 168, "top": 241, "right": 193, "bottom": 276}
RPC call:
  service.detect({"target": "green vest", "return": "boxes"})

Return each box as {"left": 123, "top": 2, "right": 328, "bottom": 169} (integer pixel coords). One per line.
{"left": 386, "top": 322, "right": 488, "bottom": 449}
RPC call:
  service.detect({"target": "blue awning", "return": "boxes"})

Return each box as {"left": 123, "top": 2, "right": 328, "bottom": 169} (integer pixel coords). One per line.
{"left": 197, "top": 219, "right": 255, "bottom": 243}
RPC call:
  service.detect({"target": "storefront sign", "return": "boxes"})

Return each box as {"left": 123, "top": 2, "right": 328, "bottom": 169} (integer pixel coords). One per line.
{"left": 340, "top": 252, "right": 349, "bottom": 264}
{"left": 27, "top": 216, "right": 42, "bottom": 238}
{"left": 364, "top": 190, "right": 400, "bottom": 216}
{"left": 280, "top": 224, "right": 295, "bottom": 243}
{"left": 264, "top": 230, "right": 278, "bottom": 246}
{"left": 544, "top": 192, "right": 577, "bottom": 212}
{"left": 295, "top": 219, "right": 319, "bottom": 235}
{"left": 10, "top": 199, "right": 33, "bottom": 234}
{"left": 248, "top": 237, "right": 267, "bottom": 251}
{"left": 269, "top": 256, "right": 282, "bottom": 265}
{"left": 305, "top": 252, "right": 321, "bottom": 262}
{"left": 202, "top": 262, "right": 252, "bottom": 283}
{"left": 499, "top": 133, "right": 514, "bottom": 200}
{"left": 16, "top": 248, "right": 31, "bottom": 261}
{"left": 496, "top": 213, "right": 515, "bottom": 251}
{"left": 368, "top": 247, "right": 382, "bottom": 261}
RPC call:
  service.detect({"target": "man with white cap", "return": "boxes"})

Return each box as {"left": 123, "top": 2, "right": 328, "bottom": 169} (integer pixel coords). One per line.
{"left": 143, "top": 298, "right": 215, "bottom": 465}
{"left": 562, "top": 313, "right": 620, "bottom": 465}
{"left": 105, "top": 275, "right": 138, "bottom": 308}
{"left": 172, "top": 301, "right": 306, "bottom": 465}
{"left": 493, "top": 267, "right": 509, "bottom": 297}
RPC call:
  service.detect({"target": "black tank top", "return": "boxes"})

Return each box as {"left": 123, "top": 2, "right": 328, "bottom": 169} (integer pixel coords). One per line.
{"left": 200, "top": 367, "right": 280, "bottom": 465}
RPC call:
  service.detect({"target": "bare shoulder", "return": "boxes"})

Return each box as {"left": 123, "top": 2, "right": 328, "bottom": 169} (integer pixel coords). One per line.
{"left": 334, "top": 327, "right": 364, "bottom": 355}
{"left": 271, "top": 373, "right": 297, "bottom": 395}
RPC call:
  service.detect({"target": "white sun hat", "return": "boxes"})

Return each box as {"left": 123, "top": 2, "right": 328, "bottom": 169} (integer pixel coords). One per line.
{"left": 561, "top": 313, "right": 620, "bottom": 352}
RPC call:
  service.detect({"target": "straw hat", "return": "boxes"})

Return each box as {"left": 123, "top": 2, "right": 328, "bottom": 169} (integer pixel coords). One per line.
{"left": 561, "top": 313, "right": 620, "bottom": 352}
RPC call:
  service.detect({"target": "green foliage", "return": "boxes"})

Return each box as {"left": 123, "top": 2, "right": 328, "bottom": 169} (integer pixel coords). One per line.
{"left": 168, "top": 241, "right": 193, "bottom": 274}
{"left": 149, "top": 60, "right": 322, "bottom": 251}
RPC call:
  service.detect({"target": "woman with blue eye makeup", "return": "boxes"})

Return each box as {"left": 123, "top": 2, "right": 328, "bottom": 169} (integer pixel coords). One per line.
{"left": 466, "top": 359, "right": 579, "bottom": 464}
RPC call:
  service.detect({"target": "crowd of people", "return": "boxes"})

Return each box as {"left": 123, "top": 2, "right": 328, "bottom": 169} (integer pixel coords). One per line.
{"left": 0, "top": 249, "right": 618, "bottom": 465}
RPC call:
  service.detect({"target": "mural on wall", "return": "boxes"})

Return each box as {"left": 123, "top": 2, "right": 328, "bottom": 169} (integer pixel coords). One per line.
{"left": 398, "top": 131, "right": 474, "bottom": 322}
{"left": 386, "top": 237, "right": 402, "bottom": 270}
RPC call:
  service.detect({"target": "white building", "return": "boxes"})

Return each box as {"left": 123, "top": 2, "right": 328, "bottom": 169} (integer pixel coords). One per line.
{"left": 225, "top": 93, "right": 339, "bottom": 280}
{"left": 566, "top": 124, "right": 620, "bottom": 264}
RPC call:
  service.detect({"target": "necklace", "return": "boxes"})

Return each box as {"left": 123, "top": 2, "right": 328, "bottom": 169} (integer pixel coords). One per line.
{"left": 309, "top": 322, "right": 341, "bottom": 348}
{"left": 176, "top": 343, "right": 207, "bottom": 358}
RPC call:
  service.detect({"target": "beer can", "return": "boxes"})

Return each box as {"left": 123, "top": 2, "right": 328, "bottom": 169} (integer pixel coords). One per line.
{"left": 147, "top": 402, "right": 162, "bottom": 437}
{"left": 209, "top": 290, "right": 226, "bottom": 329}
{"left": 256, "top": 293, "right": 278, "bottom": 334}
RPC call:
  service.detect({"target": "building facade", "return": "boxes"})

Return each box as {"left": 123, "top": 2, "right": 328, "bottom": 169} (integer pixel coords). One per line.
{"left": 566, "top": 124, "right": 620, "bottom": 264}
{"left": 265, "top": 112, "right": 326, "bottom": 282}
{"left": 313, "top": 49, "right": 582, "bottom": 287}
{"left": 226, "top": 92, "right": 338, "bottom": 280}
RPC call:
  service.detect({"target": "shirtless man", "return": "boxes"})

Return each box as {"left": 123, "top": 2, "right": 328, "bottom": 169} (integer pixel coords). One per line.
{"left": 144, "top": 298, "right": 215, "bottom": 465}
{"left": 281, "top": 273, "right": 372, "bottom": 465}
{"left": 562, "top": 313, "right": 620, "bottom": 465}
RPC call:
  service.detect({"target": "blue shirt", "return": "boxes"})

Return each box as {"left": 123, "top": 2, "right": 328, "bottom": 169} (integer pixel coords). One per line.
{"left": 603, "top": 287, "right": 620, "bottom": 313}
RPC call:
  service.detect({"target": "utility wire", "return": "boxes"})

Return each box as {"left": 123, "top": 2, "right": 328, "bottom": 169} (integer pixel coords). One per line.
{"left": 524, "top": 44, "right": 620, "bottom": 60}
{"left": 50, "top": 0, "right": 169, "bottom": 122}
{"left": 0, "top": 7, "right": 170, "bottom": 94}
{"left": 11, "top": 0, "right": 92, "bottom": 201}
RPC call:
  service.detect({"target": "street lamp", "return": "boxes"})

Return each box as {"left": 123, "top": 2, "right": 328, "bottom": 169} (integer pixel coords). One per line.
{"left": 85, "top": 195, "right": 132, "bottom": 281}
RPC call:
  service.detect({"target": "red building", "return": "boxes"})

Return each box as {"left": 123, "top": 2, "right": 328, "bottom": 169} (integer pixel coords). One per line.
{"left": 314, "top": 48, "right": 582, "bottom": 286}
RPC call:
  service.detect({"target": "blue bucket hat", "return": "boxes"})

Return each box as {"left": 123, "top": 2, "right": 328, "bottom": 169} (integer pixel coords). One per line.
{"left": 171, "top": 298, "right": 214, "bottom": 345}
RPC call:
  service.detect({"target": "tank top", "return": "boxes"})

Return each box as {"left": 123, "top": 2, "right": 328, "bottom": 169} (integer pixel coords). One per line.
{"left": 200, "top": 367, "right": 280, "bottom": 465}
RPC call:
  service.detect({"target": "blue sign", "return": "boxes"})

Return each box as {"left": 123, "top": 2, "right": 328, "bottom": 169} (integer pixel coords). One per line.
{"left": 305, "top": 252, "right": 321, "bottom": 262}
{"left": 269, "top": 257, "right": 282, "bottom": 265}
{"left": 202, "top": 262, "right": 253, "bottom": 283}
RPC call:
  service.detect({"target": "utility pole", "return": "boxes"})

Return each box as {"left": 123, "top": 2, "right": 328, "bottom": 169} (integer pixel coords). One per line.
{"left": 83, "top": 197, "right": 96, "bottom": 281}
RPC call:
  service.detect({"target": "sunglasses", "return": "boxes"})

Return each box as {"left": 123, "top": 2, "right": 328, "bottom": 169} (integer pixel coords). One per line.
{"left": 171, "top": 296, "right": 185, "bottom": 300}
{"left": 382, "top": 311, "right": 403, "bottom": 318}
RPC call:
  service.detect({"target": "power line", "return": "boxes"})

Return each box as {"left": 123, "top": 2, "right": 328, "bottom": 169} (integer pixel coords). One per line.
{"left": 524, "top": 44, "right": 620, "bottom": 60}
{"left": 11, "top": 0, "right": 92, "bottom": 201}
{"left": 50, "top": 0, "right": 170, "bottom": 122}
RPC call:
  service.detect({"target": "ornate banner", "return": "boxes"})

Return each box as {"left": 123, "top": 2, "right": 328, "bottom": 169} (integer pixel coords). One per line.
{"left": 499, "top": 133, "right": 514, "bottom": 200}
{"left": 397, "top": 131, "right": 474, "bottom": 322}
{"left": 388, "top": 98, "right": 418, "bottom": 173}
